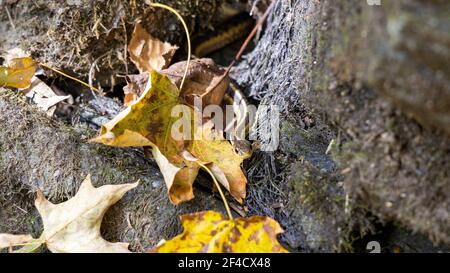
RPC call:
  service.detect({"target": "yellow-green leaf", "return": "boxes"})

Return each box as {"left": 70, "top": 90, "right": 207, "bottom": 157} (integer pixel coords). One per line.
{"left": 93, "top": 70, "right": 248, "bottom": 205}
{"left": 92, "top": 70, "right": 200, "bottom": 204}
{"left": 151, "top": 211, "right": 288, "bottom": 253}
{"left": 0, "top": 57, "right": 36, "bottom": 89}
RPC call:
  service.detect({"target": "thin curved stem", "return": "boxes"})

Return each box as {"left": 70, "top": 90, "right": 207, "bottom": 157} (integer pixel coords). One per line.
{"left": 200, "top": 0, "right": 276, "bottom": 99}
{"left": 150, "top": 2, "right": 191, "bottom": 92}
{"left": 39, "top": 63, "right": 100, "bottom": 93}
{"left": 198, "top": 162, "right": 233, "bottom": 220}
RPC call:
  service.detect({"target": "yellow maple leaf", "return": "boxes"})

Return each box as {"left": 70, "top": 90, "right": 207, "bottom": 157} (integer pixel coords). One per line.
{"left": 13, "top": 174, "right": 138, "bottom": 253}
{"left": 189, "top": 122, "right": 249, "bottom": 203}
{"left": 0, "top": 57, "right": 36, "bottom": 89}
{"left": 150, "top": 211, "right": 288, "bottom": 253}
{"left": 93, "top": 70, "right": 248, "bottom": 204}
{"left": 92, "top": 70, "right": 200, "bottom": 204}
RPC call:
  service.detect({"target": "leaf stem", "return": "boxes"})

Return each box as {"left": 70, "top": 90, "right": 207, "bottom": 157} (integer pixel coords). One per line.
{"left": 39, "top": 63, "right": 100, "bottom": 93}
{"left": 198, "top": 162, "right": 234, "bottom": 220}
{"left": 150, "top": 2, "right": 191, "bottom": 92}
{"left": 12, "top": 236, "right": 45, "bottom": 253}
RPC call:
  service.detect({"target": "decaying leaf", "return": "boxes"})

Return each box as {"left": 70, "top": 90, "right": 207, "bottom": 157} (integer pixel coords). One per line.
{"left": 0, "top": 234, "right": 33, "bottom": 249}
{"left": 128, "top": 23, "right": 178, "bottom": 73}
{"left": 150, "top": 211, "right": 288, "bottom": 253}
{"left": 33, "top": 174, "right": 138, "bottom": 253}
{"left": 123, "top": 72, "right": 150, "bottom": 106}
{"left": 23, "top": 77, "right": 71, "bottom": 116}
{"left": 0, "top": 57, "right": 37, "bottom": 89}
{"left": 93, "top": 70, "right": 247, "bottom": 204}
{"left": 123, "top": 58, "right": 229, "bottom": 107}
{"left": 190, "top": 122, "right": 249, "bottom": 202}
{"left": 161, "top": 58, "right": 229, "bottom": 107}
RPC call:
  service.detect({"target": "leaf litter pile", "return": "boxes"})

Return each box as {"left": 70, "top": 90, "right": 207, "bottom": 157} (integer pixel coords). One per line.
{"left": 0, "top": 2, "right": 287, "bottom": 253}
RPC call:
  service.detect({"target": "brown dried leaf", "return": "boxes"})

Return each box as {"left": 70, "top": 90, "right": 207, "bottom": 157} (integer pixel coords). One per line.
{"left": 161, "top": 58, "right": 229, "bottom": 107}
{"left": 23, "top": 77, "right": 71, "bottom": 116}
{"left": 128, "top": 23, "right": 178, "bottom": 73}
{"left": 123, "top": 72, "right": 150, "bottom": 106}
{"left": 123, "top": 58, "right": 229, "bottom": 107}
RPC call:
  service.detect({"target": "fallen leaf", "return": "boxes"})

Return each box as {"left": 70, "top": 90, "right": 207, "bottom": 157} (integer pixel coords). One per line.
{"left": 93, "top": 70, "right": 199, "bottom": 204}
{"left": 93, "top": 70, "right": 248, "bottom": 204}
{"left": 33, "top": 174, "right": 138, "bottom": 253}
{"left": 123, "top": 58, "right": 229, "bottom": 107}
{"left": 190, "top": 122, "right": 249, "bottom": 203}
{"left": 150, "top": 211, "right": 288, "bottom": 253}
{"left": 161, "top": 58, "right": 229, "bottom": 107}
{"left": 0, "top": 57, "right": 37, "bottom": 89}
{"left": 0, "top": 234, "right": 33, "bottom": 249}
{"left": 128, "top": 22, "right": 178, "bottom": 73}
{"left": 23, "top": 77, "right": 71, "bottom": 116}
{"left": 123, "top": 72, "right": 150, "bottom": 106}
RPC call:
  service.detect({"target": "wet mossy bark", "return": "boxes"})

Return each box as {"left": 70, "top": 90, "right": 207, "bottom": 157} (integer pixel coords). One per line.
{"left": 234, "top": 0, "right": 450, "bottom": 251}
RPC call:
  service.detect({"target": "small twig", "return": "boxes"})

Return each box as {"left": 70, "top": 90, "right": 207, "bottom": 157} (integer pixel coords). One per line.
{"left": 88, "top": 52, "right": 110, "bottom": 97}
{"left": 12, "top": 204, "right": 28, "bottom": 214}
{"left": 4, "top": 5, "right": 16, "bottom": 30}
{"left": 39, "top": 63, "right": 100, "bottom": 93}
{"left": 228, "top": 202, "right": 246, "bottom": 217}
{"left": 121, "top": 17, "right": 129, "bottom": 75}
{"left": 201, "top": 0, "right": 276, "bottom": 99}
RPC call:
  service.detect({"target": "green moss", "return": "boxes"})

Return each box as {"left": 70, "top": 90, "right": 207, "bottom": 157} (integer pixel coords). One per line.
{"left": 330, "top": 141, "right": 368, "bottom": 169}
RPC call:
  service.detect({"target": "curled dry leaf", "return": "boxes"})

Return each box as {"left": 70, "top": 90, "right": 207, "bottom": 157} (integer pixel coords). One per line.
{"left": 123, "top": 58, "right": 229, "bottom": 107}
{"left": 0, "top": 233, "right": 33, "bottom": 249}
{"left": 93, "top": 70, "right": 247, "bottom": 204}
{"left": 30, "top": 174, "right": 138, "bottom": 253}
{"left": 128, "top": 23, "right": 178, "bottom": 73}
{"left": 161, "top": 58, "right": 229, "bottom": 107}
{"left": 0, "top": 57, "right": 37, "bottom": 89}
{"left": 150, "top": 211, "right": 288, "bottom": 253}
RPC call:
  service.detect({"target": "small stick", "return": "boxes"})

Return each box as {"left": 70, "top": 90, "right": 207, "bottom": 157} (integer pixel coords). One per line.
{"left": 201, "top": 0, "right": 277, "bottom": 99}
{"left": 4, "top": 6, "right": 16, "bottom": 30}
{"left": 88, "top": 52, "right": 110, "bottom": 97}
{"left": 39, "top": 63, "right": 100, "bottom": 93}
